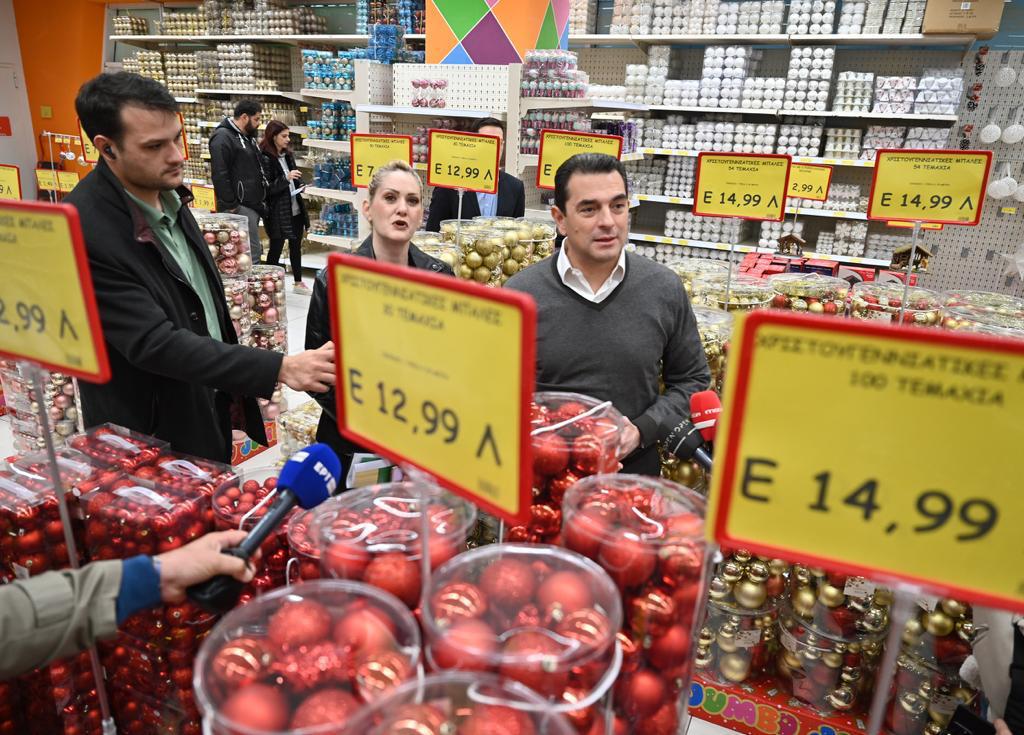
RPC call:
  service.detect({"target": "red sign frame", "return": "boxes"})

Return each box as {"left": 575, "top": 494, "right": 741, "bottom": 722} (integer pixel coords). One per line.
{"left": 866, "top": 148, "right": 992, "bottom": 226}
{"left": 426, "top": 129, "right": 501, "bottom": 195}
{"left": 535, "top": 130, "right": 623, "bottom": 191}
{"left": 693, "top": 151, "right": 792, "bottom": 222}
{"left": 327, "top": 253, "right": 536, "bottom": 524}
{"left": 0, "top": 200, "right": 111, "bottom": 382}
{"left": 349, "top": 133, "right": 413, "bottom": 189}
{"left": 712, "top": 309, "right": 1024, "bottom": 611}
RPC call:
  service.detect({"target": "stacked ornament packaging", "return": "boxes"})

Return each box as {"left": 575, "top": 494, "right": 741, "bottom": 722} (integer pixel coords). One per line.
{"left": 759, "top": 219, "right": 805, "bottom": 248}
{"left": 194, "top": 580, "right": 421, "bottom": 733}
{"left": 275, "top": 400, "right": 323, "bottom": 457}
{"left": 694, "top": 272, "right": 775, "bottom": 311}
{"left": 768, "top": 272, "right": 850, "bottom": 315}
{"left": 783, "top": 46, "right": 835, "bottom": 112}
{"left": 0, "top": 362, "right": 84, "bottom": 453}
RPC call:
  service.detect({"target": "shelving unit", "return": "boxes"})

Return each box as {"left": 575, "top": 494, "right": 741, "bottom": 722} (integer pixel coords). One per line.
{"left": 566, "top": 32, "right": 976, "bottom": 49}
{"left": 304, "top": 139, "right": 351, "bottom": 154}
{"left": 109, "top": 33, "right": 425, "bottom": 49}
{"left": 304, "top": 186, "right": 359, "bottom": 203}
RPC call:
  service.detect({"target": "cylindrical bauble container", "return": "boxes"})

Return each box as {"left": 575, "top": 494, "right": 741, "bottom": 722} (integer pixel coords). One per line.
{"left": 343, "top": 672, "right": 578, "bottom": 735}
{"left": 486, "top": 217, "right": 532, "bottom": 284}
{"left": 788, "top": 565, "right": 893, "bottom": 639}
{"left": 940, "top": 303, "right": 1024, "bottom": 339}
{"left": 195, "top": 213, "right": 254, "bottom": 277}
{"left": 695, "top": 599, "right": 779, "bottom": 685}
{"left": 286, "top": 508, "right": 322, "bottom": 583}
{"left": 515, "top": 217, "right": 558, "bottom": 263}
{"left": 666, "top": 257, "right": 729, "bottom": 299}
{"left": 560, "top": 474, "right": 710, "bottom": 735}
{"left": 693, "top": 305, "right": 732, "bottom": 396}
{"left": 194, "top": 580, "right": 421, "bottom": 735}
{"left": 693, "top": 273, "right": 774, "bottom": 312}
{"left": 768, "top": 272, "right": 849, "bottom": 315}
{"left": 422, "top": 543, "right": 622, "bottom": 733}
{"left": 315, "top": 481, "right": 478, "bottom": 610}
{"left": 849, "top": 283, "right": 943, "bottom": 327}
{"left": 246, "top": 265, "right": 287, "bottom": 327}
{"left": 507, "top": 392, "right": 625, "bottom": 544}
{"left": 884, "top": 646, "right": 978, "bottom": 735}
{"left": 223, "top": 279, "right": 253, "bottom": 342}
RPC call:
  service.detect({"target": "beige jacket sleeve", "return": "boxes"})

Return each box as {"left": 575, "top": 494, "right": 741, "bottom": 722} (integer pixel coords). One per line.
{"left": 0, "top": 560, "right": 122, "bottom": 679}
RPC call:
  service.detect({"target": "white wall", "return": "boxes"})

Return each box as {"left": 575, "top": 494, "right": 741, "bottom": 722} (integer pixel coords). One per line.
{"left": 0, "top": 0, "right": 38, "bottom": 200}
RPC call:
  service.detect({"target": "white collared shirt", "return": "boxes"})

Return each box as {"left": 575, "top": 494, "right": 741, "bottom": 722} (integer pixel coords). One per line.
{"left": 557, "top": 244, "right": 626, "bottom": 303}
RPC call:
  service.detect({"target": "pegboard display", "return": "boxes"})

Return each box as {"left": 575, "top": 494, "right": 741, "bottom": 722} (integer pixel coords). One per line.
{"left": 576, "top": 47, "right": 648, "bottom": 84}
{"left": 391, "top": 63, "right": 511, "bottom": 110}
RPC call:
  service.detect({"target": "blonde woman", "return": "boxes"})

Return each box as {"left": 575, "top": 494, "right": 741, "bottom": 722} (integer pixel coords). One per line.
{"left": 304, "top": 161, "right": 453, "bottom": 482}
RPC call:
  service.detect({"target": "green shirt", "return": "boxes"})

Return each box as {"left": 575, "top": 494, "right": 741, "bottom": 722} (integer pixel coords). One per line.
{"left": 126, "top": 189, "right": 223, "bottom": 341}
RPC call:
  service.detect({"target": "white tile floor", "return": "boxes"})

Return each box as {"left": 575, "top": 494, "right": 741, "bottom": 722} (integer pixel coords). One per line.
{"left": 0, "top": 281, "right": 317, "bottom": 471}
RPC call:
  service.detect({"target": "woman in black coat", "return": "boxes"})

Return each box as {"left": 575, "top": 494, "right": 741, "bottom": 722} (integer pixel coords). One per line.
{"left": 259, "top": 121, "right": 311, "bottom": 293}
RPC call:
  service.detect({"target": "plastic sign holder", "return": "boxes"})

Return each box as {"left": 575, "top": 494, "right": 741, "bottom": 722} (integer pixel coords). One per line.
{"left": 77, "top": 118, "right": 99, "bottom": 164}
{"left": 328, "top": 253, "right": 536, "bottom": 525}
{"left": 709, "top": 309, "right": 1024, "bottom": 733}
{"left": 350, "top": 133, "right": 413, "bottom": 189}
{"left": 0, "top": 164, "right": 21, "bottom": 201}
{"left": 693, "top": 152, "right": 792, "bottom": 311}
{"left": 536, "top": 130, "right": 623, "bottom": 190}
{"left": 190, "top": 184, "right": 217, "bottom": 212}
{"left": 0, "top": 198, "right": 114, "bottom": 730}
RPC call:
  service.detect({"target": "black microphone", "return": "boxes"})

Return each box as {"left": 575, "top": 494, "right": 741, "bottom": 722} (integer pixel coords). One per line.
{"left": 187, "top": 443, "right": 340, "bottom": 613}
{"left": 661, "top": 417, "right": 713, "bottom": 472}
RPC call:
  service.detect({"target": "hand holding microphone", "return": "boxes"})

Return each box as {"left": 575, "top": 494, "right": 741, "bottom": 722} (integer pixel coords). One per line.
{"left": 187, "top": 443, "right": 340, "bottom": 613}
{"left": 660, "top": 390, "right": 723, "bottom": 472}
{"left": 690, "top": 390, "right": 722, "bottom": 443}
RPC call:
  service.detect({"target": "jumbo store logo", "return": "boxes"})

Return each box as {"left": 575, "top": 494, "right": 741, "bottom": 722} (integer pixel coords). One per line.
{"left": 688, "top": 681, "right": 855, "bottom": 735}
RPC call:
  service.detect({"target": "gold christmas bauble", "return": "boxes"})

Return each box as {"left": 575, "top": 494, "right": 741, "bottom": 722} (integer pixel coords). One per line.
{"left": 721, "top": 560, "right": 744, "bottom": 584}
{"left": 818, "top": 584, "right": 845, "bottom": 608}
{"left": 899, "top": 693, "right": 925, "bottom": 716}
{"left": 699, "top": 627, "right": 715, "bottom": 647}
{"left": 719, "top": 653, "right": 751, "bottom": 683}
{"left": 903, "top": 617, "right": 924, "bottom": 646}
{"left": 793, "top": 586, "right": 816, "bottom": 618}
{"left": 827, "top": 686, "right": 856, "bottom": 711}
{"left": 733, "top": 550, "right": 752, "bottom": 564}
{"left": 708, "top": 576, "right": 730, "bottom": 602}
{"left": 822, "top": 652, "right": 843, "bottom": 668}
{"left": 717, "top": 627, "right": 738, "bottom": 653}
{"left": 696, "top": 646, "right": 713, "bottom": 668}
{"left": 861, "top": 605, "right": 888, "bottom": 633}
{"left": 781, "top": 650, "right": 802, "bottom": 671}
{"left": 747, "top": 560, "right": 770, "bottom": 583}
{"left": 941, "top": 599, "right": 967, "bottom": 618}
{"left": 924, "top": 721, "right": 943, "bottom": 735}
{"left": 769, "top": 559, "right": 789, "bottom": 576}
{"left": 465, "top": 251, "right": 484, "bottom": 269}
{"left": 734, "top": 579, "right": 768, "bottom": 610}
{"left": 924, "top": 610, "right": 955, "bottom": 637}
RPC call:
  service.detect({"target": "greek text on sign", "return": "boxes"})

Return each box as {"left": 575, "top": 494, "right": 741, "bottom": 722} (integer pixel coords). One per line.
{"left": 0, "top": 165, "right": 20, "bottom": 201}
{"left": 57, "top": 171, "right": 80, "bottom": 194}
{"left": 35, "top": 169, "right": 58, "bottom": 191}
{"left": 536, "top": 130, "right": 623, "bottom": 190}
{"left": 427, "top": 130, "right": 500, "bottom": 194}
{"left": 867, "top": 149, "right": 992, "bottom": 225}
{"left": 328, "top": 254, "right": 535, "bottom": 524}
{"left": 694, "top": 153, "right": 791, "bottom": 221}
{"left": 708, "top": 311, "right": 1024, "bottom": 610}
{"left": 0, "top": 200, "right": 110, "bottom": 381}
{"left": 788, "top": 163, "right": 832, "bottom": 203}
{"left": 350, "top": 134, "right": 413, "bottom": 189}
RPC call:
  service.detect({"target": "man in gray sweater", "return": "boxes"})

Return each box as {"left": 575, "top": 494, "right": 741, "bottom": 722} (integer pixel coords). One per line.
{"left": 505, "top": 153, "right": 710, "bottom": 475}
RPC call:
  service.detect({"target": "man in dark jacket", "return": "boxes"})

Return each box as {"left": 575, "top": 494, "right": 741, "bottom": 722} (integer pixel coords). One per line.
{"left": 305, "top": 235, "right": 453, "bottom": 482}
{"left": 425, "top": 117, "right": 526, "bottom": 231}
{"left": 209, "top": 100, "right": 267, "bottom": 261}
{"left": 67, "top": 72, "right": 336, "bottom": 462}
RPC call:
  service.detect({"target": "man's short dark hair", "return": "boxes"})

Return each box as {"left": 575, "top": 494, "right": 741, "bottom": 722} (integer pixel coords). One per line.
{"left": 75, "top": 72, "right": 178, "bottom": 145}
{"left": 554, "top": 153, "right": 629, "bottom": 212}
{"left": 472, "top": 117, "right": 505, "bottom": 134}
{"left": 234, "top": 100, "right": 263, "bottom": 118}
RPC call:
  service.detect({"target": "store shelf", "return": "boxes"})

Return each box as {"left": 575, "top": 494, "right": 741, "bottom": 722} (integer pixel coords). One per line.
{"left": 801, "top": 110, "right": 959, "bottom": 122}
{"left": 195, "top": 88, "right": 296, "bottom": 98}
{"left": 636, "top": 194, "right": 695, "bottom": 205}
{"left": 111, "top": 32, "right": 425, "bottom": 47}
{"left": 800, "top": 251, "right": 892, "bottom": 266}
{"left": 648, "top": 104, "right": 779, "bottom": 115}
{"left": 307, "top": 234, "right": 357, "bottom": 250}
{"left": 304, "top": 139, "right": 351, "bottom": 153}
{"left": 357, "top": 104, "right": 507, "bottom": 120}
{"left": 787, "top": 207, "right": 868, "bottom": 220}
{"left": 299, "top": 88, "right": 356, "bottom": 102}
{"left": 183, "top": 177, "right": 208, "bottom": 186}
{"left": 630, "top": 232, "right": 767, "bottom": 254}
{"left": 565, "top": 32, "right": 975, "bottom": 48}
{"left": 636, "top": 34, "right": 790, "bottom": 48}
{"left": 567, "top": 34, "right": 635, "bottom": 46}
{"left": 640, "top": 148, "right": 877, "bottom": 167}
{"left": 517, "top": 150, "right": 645, "bottom": 168}
{"left": 789, "top": 33, "right": 975, "bottom": 46}
{"left": 304, "top": 186, "right": 359, "bottom": 203}
{"left": 519, "top": 98, "right": 650, "bottom": 112}
{"left": 174, "top": 96, "right": 197, "bottom": 103}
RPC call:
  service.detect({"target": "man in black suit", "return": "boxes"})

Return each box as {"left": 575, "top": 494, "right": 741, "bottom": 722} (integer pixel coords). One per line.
{"left": 425, "top": 117, "right": 526, "bottom": 230}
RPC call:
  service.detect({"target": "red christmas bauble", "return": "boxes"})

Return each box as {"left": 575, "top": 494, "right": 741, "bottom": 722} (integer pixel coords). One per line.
{"left": 599, "top": 530, "right": 656, "bottom": 589}
{"left": 533, "top": 433, "right": 570, "bottom": 476}
{"left": 571, "top": 433, "right": 612, "bottom": 475}
{"left": 266, "top": 599, "right": 332, "bottom": 650}
{"left": 528, "top": 503, "right": 562, "bottom": 537}
{"left": 628, "top": 588, "right": 677, "bottom": 639}
{"left": 498, "top": 630, "right": 569, "bottom": 697}
{"left": 618, "top": 670, "right": 666, "bottom": 718}
{"left": 658, "top": 537, "right": 704, "bottom": 585}
{"left": 635, "top": 702, "right": 679, "bottom": 735}
{"left": 430, "top": 619, "right": 498, "bottom": 671}
{"left": 290, "top": 688, "right": 359, "bottom": 730}
{"left": 617, "top": 631, "right": 642, "bottom": 674}
{"left": 379, "top": 703, "right": 448, "bottom": 735}
{"left": 550, "top": 401, "right": 588, "bottom": 426}
{"left": 537, "top": 571, "right": 593, "bottom": 618}
{"left": 323, "top": 541, "right": 370, "bottom": 580}
{"left": 647, "top": 625, "right": 691, "bottom": 671}
{"left": 555, "top": 608, "right": 612, "bottom": 650}
{"left": 562, "top": 509, "right": 610, "bottom": 560}
{"left": 430, "top": 582, "right": 487, "bottom": 624}
{"left": 353, "top": 649, "right": 413, "bottom": 703}
{"left": 333, "top": 602, "right": 398, "bottom": 656}
{"left": 220, "top": 683, "right": 289, "bottom": 732}
{"left": 547, "top": 469, "right": 581, "bottom": 506}
{"left": 272, "top": 642, "right": 353, "bottom": 692}
{"left": 479, "top": 558, "right": 536, "bottom": 610}
{"left": 458, "top": 705, "right": 537, "bottom": 735}
{"left": 363, "top": 552, "right": 422, "bottom": 608}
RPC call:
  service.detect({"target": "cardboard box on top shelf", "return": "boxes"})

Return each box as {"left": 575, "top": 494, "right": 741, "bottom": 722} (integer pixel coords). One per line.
{"left": 922, "top": 0, "right": 1004, "bottom": 37}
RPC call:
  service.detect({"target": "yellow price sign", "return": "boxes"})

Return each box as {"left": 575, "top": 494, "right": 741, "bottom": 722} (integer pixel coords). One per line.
{"left": 427, "top": 130, "right": 500, "bottom": 194}
{"left": 350, "top": 133, "right": 413, "bottom": 189}
{"left": 328, "top": 254, "right": 536, "bottom": 524}
{"left": 536, "top": 130, "right": 622, "bottom": 190}
{"left": 57, "top": 171, "right": 80, "bottom": 194}
{"left": 0, "top": 200, "right": 110, "bottom": 381}
{"left": 0, "top": 165, "right": 21, "bottom": 200}
{"left": 868, "top": 149, "right": 992, "bottom": 225}
{"left": 35, "top": 169, "right": 58, "bottom": 192}
{"left": 788, "top": 163, "right": 832, "bottom": 202}
{"left": 709, "top": 311, "right": 1024, "bottom": 609}
{"left": 887, "top": 220, "right": 944, "bottom": 231}
{"left": 190, "top": 185, "right": 217, "bottom": 212}
{"left": 694, "top": 153, "right": 791, "bottom": 221}
{"left": 78, "top": 118, "right": 99, "bottom": 164}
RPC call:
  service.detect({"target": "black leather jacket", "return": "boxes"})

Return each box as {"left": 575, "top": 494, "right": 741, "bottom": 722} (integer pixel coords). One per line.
{"left": 304, "top": 236, "right": 454, "bottom": 461}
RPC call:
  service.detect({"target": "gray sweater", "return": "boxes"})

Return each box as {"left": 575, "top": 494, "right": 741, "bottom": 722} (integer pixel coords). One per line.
{"left": 506, "top": 251, "right": 711, "bottom": 472}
